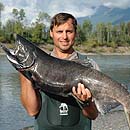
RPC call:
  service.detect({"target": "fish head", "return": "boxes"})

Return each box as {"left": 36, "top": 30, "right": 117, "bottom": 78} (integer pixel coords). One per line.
{"left": 1, "top": 34, "right": 36, "bottom": 71}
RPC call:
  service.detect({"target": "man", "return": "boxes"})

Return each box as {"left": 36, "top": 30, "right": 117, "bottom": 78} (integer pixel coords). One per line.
{"left": 20, "top": 12, "right": 99, "bottom": 130}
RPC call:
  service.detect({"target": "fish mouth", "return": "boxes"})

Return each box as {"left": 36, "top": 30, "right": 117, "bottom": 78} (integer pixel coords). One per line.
{"left": 0, "top": 43, "right": 23, "bottom": 68}
{"left": 7, "top": 50, "right": 20, "bottom": 65}
{"left": 0, "top": 42, "right": 35, "bottom": 70}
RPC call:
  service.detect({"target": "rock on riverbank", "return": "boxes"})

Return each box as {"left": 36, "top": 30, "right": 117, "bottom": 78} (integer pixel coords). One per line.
{"left": 92, "top": 110, "right": 129, "bottom": 130}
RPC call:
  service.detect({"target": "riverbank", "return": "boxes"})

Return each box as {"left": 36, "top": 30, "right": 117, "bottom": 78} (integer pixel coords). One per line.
{"left": 1, "top": 43, "right": 130, "bottom": 55}
{"left": 92, "top": 110, "right": 129, "bottom": 130}
{"left": 40, "top": 44, "right": 130, "bottom": 55}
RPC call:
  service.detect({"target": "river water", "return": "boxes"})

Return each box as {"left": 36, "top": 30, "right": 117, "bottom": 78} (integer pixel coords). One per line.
{"left": 0, "top": 54, "right": 130, "bottom": 130}
{"left": 0, "top": 55, "right": 34, "bottom": 130}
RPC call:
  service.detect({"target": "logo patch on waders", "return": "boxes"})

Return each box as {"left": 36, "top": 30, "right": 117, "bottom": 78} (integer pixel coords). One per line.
{"left": 59, "top": 103, "right": 68, "bottom": 115}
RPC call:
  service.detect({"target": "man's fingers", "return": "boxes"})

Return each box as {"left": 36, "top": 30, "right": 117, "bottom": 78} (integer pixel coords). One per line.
{"left": 80, "top": 83, "right": 87, "bottom": 95}
{"left": 72, "top": 86, "right": 77, "bottom": 95}
{"left": 78, "top": 83, "right": 84, "bottom": 95}
{"left": 85, "top": 88, "right": 92, "bottom": 99}
{"left": 72, "top": 83, "right": 92, "bottom": 101}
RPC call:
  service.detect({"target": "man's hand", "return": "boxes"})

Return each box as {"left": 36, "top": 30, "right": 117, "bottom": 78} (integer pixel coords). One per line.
{"left": 72, "top": 83, "right": 92, "bottom": 101}
{"left": 72, "top": 83, "right": 98, "bottom": 119}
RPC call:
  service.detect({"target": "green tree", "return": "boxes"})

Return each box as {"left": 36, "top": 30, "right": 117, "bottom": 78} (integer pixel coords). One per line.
{"left": 96, "top": 23, "right": 106, "bottom": 45}
{"left": 12, "top": 8, "right": 26, "bottom": 35}
{"left": 12, "top": 8, "right": 25, "bottom": 21}
{"left": 126, "top": 22, "right": 130, "bottom": 36}
{"left": 31, "top": 23, "right": 44, "bottom": 44}
{"left": 12, "top": 8, "right": 19, "bottom": 21}
{"left": 106, "top": 22, "right": 112, "bottom": 44}
{"left": 76, "top": 24, "right": 86, "bottom": 44}
{"left": 5, "top": 20, "right": 15, "bottom": 33}
{"left": 0, "top": 2, "right": 4, "bottom": 29}
{"left": 126, "top": 22, "right": 130, "bottom": 44}
{"left": 82, "top": 20, "right": 92, "bottom": 40}
{"left": 36, "top": 12, "right": 51, "bottom": 41}
{"left": 3, "top": 20, "right": 14, "bottom": 41}
{"left": 120, "top": 22, "right": 127, "bottom": 45}
{"left": 18, "top": 9, "right": 25, "bottom": 21}
{"left": 36, "top": 12, "right": 50, "bottom": 23}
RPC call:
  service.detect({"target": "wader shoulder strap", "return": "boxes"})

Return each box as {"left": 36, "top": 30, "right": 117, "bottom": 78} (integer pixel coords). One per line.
{"left": 77, "top": 52, "right": 93, "bottom": 68}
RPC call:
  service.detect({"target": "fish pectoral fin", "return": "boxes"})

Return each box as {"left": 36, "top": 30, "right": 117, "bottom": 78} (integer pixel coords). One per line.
{"left": 95, "top": 98, "right": 120, "bottom": 115}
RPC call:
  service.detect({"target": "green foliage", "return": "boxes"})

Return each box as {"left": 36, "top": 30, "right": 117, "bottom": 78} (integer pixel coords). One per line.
{"left": 31, "top": 23, "right": 43, "bottom": 44}
{"left": 0, "top": 2, "right": 4, "bottom": 29}
{"left": 12, "top": 8, "right": 25, "bottom": 21}
{"left": 0, "top": 35, "right": 5, "bottom": 42}
{"left": 36, "top": 12, "right": 50, "bottom": 24}
{"left": 75, "top": 25, "right": 86, "bottom": 45}
{"left": 82, "top": 20, "right": 92, "bottom": 40}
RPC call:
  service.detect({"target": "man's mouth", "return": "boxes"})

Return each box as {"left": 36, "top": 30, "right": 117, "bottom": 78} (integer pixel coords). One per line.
{"left": 60, "top": 41, "right": 69, "bottom": 45}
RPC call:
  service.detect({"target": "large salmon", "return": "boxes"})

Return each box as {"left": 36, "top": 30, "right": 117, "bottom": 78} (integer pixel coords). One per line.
{"left": 1, "top": 34, "right": 130, "bottom": 128}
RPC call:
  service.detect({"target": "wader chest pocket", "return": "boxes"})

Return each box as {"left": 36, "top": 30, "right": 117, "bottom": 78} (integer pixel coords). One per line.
{"left": 47, "top": 99, "right": 80, "bottom": 126}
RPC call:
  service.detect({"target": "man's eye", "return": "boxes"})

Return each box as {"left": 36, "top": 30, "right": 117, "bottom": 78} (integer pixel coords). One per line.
{"left": 67, "top": 31, "right": 73, "bottom": 33}
{"left": 57, "top": 31, "right": 62, "bottom": 33}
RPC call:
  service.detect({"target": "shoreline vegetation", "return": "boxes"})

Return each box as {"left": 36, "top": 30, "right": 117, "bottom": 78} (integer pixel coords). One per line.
{"left": 1, "top": 43, "right": 130, "bottom": 55}
{"left": 40, "top": 44, "right": 130, "bottom": 55}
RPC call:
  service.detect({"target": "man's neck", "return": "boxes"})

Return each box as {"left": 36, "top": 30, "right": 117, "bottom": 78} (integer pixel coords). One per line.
{"left": 52, "top": 48, "right": 74, "bottom": 59}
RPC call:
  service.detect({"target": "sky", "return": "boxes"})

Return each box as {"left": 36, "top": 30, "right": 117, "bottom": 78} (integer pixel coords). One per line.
{"left": 1, "top": 0, "right": 130, "bottom": 25}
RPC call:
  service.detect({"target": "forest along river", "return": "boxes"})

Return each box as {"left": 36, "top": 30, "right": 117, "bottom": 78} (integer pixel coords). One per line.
{"left": 0, "top": 54, "right": 130, "bottom": 130}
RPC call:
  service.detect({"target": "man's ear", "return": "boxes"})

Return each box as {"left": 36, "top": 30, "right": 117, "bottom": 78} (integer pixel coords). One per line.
{"left": 50, "top": 30, "right": 53, "bottom": 38}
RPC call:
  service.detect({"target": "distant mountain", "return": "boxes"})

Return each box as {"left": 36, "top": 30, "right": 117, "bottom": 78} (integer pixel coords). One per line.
{"left": 77, "top": 6, "right": 130, "bottom": 25}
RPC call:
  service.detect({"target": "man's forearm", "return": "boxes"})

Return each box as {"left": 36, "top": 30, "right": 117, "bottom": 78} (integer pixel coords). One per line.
{"left": 19, "top": 73, "right": 41, "bottom": 116}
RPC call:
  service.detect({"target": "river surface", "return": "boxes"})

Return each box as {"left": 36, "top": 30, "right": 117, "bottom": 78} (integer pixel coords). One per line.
{"left": 0, "top": 54, "right": 130, "bottom": 130}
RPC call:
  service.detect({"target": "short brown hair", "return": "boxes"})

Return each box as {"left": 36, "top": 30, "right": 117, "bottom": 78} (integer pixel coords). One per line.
{"left": 50, "top": 13, "right": 77, "bottom": 32}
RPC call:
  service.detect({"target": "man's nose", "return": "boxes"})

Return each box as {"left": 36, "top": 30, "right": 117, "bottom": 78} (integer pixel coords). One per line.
{"left": 63, "top": 32, "right": 68, "bottom": 39}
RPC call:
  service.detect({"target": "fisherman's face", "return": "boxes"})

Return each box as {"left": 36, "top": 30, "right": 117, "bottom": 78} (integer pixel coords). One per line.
{"left": 50, "top": 18, "right": 76, "bottom": 52}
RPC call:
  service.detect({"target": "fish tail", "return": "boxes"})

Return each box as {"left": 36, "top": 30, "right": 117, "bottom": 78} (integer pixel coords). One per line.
{"left": 124, "top": 106, "right": 130, "bottom": 129}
